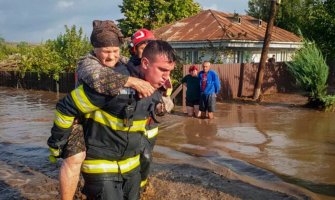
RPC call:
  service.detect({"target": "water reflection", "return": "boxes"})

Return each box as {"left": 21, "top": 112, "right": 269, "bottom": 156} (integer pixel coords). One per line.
{"left": 183, "top": 119, "right": 217, "bottom": 145}
{"left": 180, "top": 119, "right": 218, "bottom": 157}
{"left": 159, "top": 103, "right": 335, "bottom": 198}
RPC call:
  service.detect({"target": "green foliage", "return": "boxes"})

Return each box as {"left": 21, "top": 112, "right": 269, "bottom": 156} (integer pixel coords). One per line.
{"left": 16, "top": 42, "right": 30, "bottom": 55}
{"left": 247, "top": 0, "right": 309, "bottom": 35}
{"left": 19, "top": 45, "right": 64, "bottom": 80}
{"left": 300, "top": 0, "right": 335, "bottom": 62}
{"left": 286, "top": 39, "right": 335, "bottom": 110}
{"left": 244, "top": 51, "right": 252, "bottom": 63}
{"left": 118, "top": 0, "right": 201, "bottom": 37}
{"left": 1, "top": 25, "right": 92, "bottom": 81}
{"left": 171, "top": 61, "right": 184, "bottom": 88}
{"left": 286, "top": 40, "right": 328, "bottom": 98}
{"left": 247, "top": 0, "right": 271, "bottom": 21}
{"left": 0, "top": 37, "right": 7, "bottom": 60}
{"left": 247, "top": 0, "right": 335, "bottom": 63}
{"left": 120, "top": 43, "right": 131, "bottom": 59}
{"left": 198, "top": 41, "right": 227, "bottom": 64}
{"left": 47, "top": 25, "right": 92, "bottom": 72}
{"left": 320, "top": 95, "right": 335, "bottom": 112}
{"left": 0, "top": 37, "right": 17, "bottom": 61}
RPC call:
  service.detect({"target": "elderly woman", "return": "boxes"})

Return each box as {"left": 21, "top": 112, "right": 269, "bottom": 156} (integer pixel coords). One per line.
{"left": 181, "top": 65, "right": 201, "bottom": 117}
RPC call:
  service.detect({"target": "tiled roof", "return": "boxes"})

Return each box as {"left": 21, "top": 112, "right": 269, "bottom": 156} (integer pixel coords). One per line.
{"left": 153, "top": 9, "right": 301, "bottom": 43}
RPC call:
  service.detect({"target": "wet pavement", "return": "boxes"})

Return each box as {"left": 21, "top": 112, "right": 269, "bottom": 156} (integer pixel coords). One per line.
{"left": 0, "top": 87, "right": 334, "bottom": 199}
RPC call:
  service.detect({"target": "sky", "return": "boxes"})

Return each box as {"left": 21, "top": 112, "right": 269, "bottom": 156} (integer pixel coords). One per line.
{"left": 0, "top": 0, "right": 249, "bottom": 43}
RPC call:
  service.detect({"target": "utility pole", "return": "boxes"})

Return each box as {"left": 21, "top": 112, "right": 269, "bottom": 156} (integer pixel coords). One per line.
{"left": 253, "top": 0, "right": 280, "bottom": 100}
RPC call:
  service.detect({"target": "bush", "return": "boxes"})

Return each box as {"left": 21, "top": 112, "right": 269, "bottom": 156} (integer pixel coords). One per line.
{"left": 170, "top": 61, "right": 184, "bottom": 89}
{"left": 1, "top": 25, "right": 92, "bottom": 81}
{"left": 19, "top": 45, "right": 64, "bottom": 81}
{"left": 286, "top": 39, "right": 335, "bottom": 110}
{"left": 46, "top": 25, "right": 92, "bottom": 72}
{"left": 320, "top": 95, "right": 335, "bottom": 112}
{"left": 0, "top": 37, "right": 17, "bottom": 61}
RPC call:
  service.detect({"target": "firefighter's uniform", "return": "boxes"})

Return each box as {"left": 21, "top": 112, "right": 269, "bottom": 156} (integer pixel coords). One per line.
{"left": 48, "top": 64, "right": 161, "bottom": 200}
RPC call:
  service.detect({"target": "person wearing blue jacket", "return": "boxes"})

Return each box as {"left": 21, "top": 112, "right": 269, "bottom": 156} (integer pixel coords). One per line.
{"left": 198, "top": 61, "right": 221, "bottom": 119}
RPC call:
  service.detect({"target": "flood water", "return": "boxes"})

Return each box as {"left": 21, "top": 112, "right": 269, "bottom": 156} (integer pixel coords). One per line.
{"left": 0, "top": 87, "right": 334, "bottom": 199}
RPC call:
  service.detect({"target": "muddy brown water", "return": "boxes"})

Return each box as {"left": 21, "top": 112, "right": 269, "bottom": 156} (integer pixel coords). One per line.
{"left": 0, "top": 87, "right": 334, "bottom": 199}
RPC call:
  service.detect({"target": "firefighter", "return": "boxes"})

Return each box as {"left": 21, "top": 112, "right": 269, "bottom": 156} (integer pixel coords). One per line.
{"left": 127, "top": 28, "right": 174, "bottom": 189}
{"left": 56, "top": 20, "right": 158, "bottom": 200}
{"left": 48, "top": 39, "right": 176, "bottom": 199}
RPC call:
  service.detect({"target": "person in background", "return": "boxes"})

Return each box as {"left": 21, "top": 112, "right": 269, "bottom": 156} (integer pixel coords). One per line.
{"left": 127, "top": 28, "right": 155, "bottom": 76}
{"left": 268, "top": 54, "right": 276, "bottom": 64}
{"left": 181, "top": 65, "right": 200, "bottom": 117}
{"left": 198, "top": 61, "right": 221, "bottom": 119}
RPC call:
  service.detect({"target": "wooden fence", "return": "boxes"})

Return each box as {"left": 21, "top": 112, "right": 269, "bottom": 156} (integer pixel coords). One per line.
{"left": 182, "top": 62, "right": 297, "bottom": 101}
{"left": 0, "top": 62, "right": 296, "bottom": 99}
{"left": 0, "top": 71, "right": 75, "bottom": 93}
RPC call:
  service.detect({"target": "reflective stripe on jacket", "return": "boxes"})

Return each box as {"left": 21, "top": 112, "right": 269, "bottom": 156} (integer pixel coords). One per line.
{"left": 82, "top": 154, "right": 140, "bottom": 174}
{"left": 84, "top": 110, "right": 147, "bottom": 132}
{"left": 144, "top": 127, "right": 158, "bottom": 139}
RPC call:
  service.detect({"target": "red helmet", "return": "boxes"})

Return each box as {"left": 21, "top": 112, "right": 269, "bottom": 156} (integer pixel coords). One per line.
{"left": 130, "top": 28, "right": 155, "bottom": 53}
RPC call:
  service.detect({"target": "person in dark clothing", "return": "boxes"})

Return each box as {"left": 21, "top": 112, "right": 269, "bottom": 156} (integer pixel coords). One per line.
{"left": 268, "top": 54, "right": 276, "bottom": 64}
{"left": 181, "top": 65, "right": 201, "bottom": 117}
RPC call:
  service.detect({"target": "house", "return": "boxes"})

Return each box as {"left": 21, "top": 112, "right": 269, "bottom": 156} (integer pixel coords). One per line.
{"left": 153, "top": 9, "right": 302, "bottom": 64}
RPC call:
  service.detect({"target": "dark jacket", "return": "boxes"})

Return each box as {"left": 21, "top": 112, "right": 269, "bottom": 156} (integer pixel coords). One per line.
{"left": 127, "top": 55, "right": 142, "bottom": 77}
{"left": 48, "top": 64, "right": 160, "bottom": 161}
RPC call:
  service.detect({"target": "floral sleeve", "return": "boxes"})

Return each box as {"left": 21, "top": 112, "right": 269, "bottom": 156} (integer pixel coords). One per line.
{"left": 76, "top": 53, "right": 129, "bottom": 96}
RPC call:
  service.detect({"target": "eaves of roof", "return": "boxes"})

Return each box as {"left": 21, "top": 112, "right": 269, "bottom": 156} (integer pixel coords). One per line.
{"left": 168, "top": 40, "right": 302, "bottom": 49}
{"left": 154, "top": 9, "right": 302, "bottom": 44}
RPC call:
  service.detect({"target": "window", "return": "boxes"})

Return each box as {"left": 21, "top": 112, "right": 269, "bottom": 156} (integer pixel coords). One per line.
{"left": 181, "top": 50, "right": 198, "bottom": 64}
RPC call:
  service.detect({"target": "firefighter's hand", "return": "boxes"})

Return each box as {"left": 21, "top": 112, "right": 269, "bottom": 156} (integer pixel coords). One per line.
{"left": 156, "top": 103, "right": 165, "bottom": 116}
{"left": 161, "top": 96, "right": 174, "bottom": 113}
{"left": 125, "top": 77, "right": 155, "bottom": 98}
{"left": 155, "top": 96, "right": 174, "bottom": 115}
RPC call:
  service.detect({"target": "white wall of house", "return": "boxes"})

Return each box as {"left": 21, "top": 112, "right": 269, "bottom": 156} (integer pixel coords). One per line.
{"left": 175, "top": 48, "right": 297, "bottom": 64}
{"left": 170, "top": 40, "right": 301, "bottom": 64}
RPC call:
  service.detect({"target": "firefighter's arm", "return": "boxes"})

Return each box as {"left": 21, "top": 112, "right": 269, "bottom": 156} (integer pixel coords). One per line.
{"left": 47, "top": 84, "right": 112, "bottom": 159}
{"left": 124, "top": 77, "right": 156, "bottom": 98}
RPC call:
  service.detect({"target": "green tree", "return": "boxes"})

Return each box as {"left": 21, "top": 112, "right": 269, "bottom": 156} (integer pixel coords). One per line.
{"left": 0, "top": 37, "right": 7, "bottom": 60}
{"left": 247, "top": 0, "right": 334, "bottom": 62}
{"left": 247, "top": 0, "right": 312, "bottom": 35}
{"left": 286, "top": 39, "right": 335, "bottom": 111}
{"left": 16, "top": 42, "right": 30, "bottom": 56}
{"left": 118, "top": 0, "right": 201, "bottom": 36}
{"left": 13, "top": 25, "right": 91, "bottom": 80}
{"left": 301, "top": 0, "right": 335, "bottom": 62}
{"left": 47, "top": 25, "right": 92, "bottom": 72}
{"left": 0, "top": 37, "right": 16, "bottom": 61}
{"left": 19, "top": 44, "right": 64, "bottom": 80}
{"left": 247, "top": 0, "right": 271, "bottom": 21}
